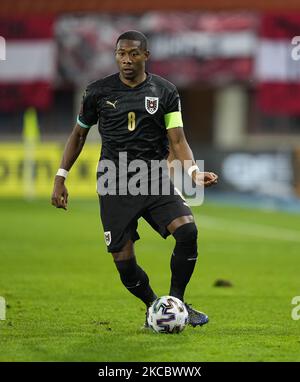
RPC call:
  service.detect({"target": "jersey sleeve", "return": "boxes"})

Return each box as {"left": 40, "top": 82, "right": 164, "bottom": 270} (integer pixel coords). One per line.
{"left": 164, "top": 88, "right": 183, "bottom": 130}
{"left": 77, "top": 85, "right": 99, "bottom": 128}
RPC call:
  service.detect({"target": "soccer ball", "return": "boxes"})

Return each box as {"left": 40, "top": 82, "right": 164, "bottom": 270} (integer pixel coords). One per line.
{"left": 147, "top": 296, "right": 189, "bottom": 334}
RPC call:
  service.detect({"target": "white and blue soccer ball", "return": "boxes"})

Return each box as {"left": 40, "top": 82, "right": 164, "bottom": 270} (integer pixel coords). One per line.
{"left": 147, "top": 296, "right": 189, "bottom": 334}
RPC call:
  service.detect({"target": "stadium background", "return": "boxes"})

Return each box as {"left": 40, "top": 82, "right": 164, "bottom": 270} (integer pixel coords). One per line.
{"left": 1, "top": 1, "right": 300, "bottom": 202}
{"left": 0, "top": 0, "right": 300, "bottom": 362}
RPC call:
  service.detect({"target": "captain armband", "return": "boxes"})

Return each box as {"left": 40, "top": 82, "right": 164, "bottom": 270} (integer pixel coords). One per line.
{"left": 164, "top": 111, "right": 183, "bottom": 129}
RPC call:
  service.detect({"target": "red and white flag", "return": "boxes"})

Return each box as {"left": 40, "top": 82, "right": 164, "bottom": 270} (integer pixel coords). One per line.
{"left": 0, "top": 16, "right": 55, "bottom": 111}
{"left": 255, "top": 13, "right": 300, "bottom": 115}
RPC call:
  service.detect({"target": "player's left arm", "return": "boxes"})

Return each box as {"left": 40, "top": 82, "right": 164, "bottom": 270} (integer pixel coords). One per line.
{"left": 167, "top": 127, "right": 218, "bottom": 187}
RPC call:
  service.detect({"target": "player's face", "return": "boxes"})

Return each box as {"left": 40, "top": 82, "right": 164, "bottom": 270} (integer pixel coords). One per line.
{"left": 115, "top": 40, "right": 149, "bottom": 80}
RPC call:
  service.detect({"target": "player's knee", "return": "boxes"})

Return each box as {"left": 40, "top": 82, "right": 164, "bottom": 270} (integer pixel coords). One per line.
{"left": 173, "top": 222, "right": 198, "bottom": 243}
{"left": 111, "top": 240, "right": 134, "bottom": 262}
{"left": 113, "top": 256, "right": 148, "bottom": 289}
{"left": 112, "top": 251, "right": 132, "bottom": 262}
{"left": 173, "top": 222, "right": 198, "bottom": 257}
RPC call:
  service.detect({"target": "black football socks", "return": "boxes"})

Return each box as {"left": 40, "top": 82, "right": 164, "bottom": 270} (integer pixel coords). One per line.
{"left": 169, "top": 223, "right": 198, "bottom": 301}
{"left": 114, "top": 256, "right": 157, "bottom": 307}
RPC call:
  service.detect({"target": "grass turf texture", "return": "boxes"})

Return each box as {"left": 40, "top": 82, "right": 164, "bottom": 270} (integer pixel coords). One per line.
{"left": 0, "top": 198, "right": 299, "bottom": 362}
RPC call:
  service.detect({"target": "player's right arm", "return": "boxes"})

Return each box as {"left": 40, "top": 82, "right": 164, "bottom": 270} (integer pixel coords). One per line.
{"left": 52, "top": 83, "right": 98, "bottom": 210}
{"left": 51, "top": 123, "right": 90, "bottom": 210}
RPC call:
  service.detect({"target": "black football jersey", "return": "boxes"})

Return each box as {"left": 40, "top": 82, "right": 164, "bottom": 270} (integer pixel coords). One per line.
{"left": 77, "top": 72, "right": 183, "bottom": 166}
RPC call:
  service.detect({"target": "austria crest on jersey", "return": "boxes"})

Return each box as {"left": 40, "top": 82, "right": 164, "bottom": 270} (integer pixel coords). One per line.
{"left": 145, "top": 97, "right": 159, "bottom": 114}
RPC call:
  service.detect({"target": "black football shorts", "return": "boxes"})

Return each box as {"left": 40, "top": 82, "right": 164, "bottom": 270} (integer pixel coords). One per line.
{"left": 98, "top": 182, "right": 193, "bottom": 253}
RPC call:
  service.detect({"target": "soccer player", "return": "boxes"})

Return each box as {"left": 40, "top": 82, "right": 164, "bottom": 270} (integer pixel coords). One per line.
{"left": 51, "top": 30, "right": 218, "bottom": 328}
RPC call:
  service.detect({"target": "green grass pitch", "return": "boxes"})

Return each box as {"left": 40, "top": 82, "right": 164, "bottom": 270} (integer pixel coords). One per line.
{"left": 0, "top": 198, "right": 299, "bottom": 362}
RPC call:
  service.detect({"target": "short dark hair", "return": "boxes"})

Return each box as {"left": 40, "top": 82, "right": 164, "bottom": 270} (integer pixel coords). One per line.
{"left": 116, "top": 30, "right": 148, "bottom": 51}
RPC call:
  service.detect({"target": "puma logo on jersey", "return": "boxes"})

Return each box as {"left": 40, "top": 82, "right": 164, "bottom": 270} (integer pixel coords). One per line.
{"left": 106, "top": 100, "right": 117, "bottom": 109}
